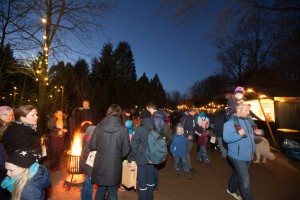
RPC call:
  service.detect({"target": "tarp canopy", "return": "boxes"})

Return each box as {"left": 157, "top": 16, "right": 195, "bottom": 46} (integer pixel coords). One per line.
{"left": 245, "top": 98, "right": 275, "bottom": 122}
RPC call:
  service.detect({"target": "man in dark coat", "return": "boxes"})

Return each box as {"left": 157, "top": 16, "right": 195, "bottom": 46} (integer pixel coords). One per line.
{"left": 89, "top": 104, "right": 130, "bottom": 200}
{"left": 128, "top": 109, "right": 156, "bottom": 200}
{"left": 146, "top": 102, "right": 167, "bottom": 191}
{"left": 213, "top": 107, "right": 228, "bottom": 158}
{"left": 180, "top": 106, "right": 204, "bottom": 173}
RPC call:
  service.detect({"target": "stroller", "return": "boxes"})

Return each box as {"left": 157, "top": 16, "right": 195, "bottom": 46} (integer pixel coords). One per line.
{"left": 282, "top": 139, "right": 300, "bottom": 161}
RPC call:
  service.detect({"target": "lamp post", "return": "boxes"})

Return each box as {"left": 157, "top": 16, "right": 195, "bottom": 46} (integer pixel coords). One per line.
{"left": 13, "top": 86, "right": 17, "bottom": 107}
{"left": 61, "top": 86, "right": 64, "bottom": 108}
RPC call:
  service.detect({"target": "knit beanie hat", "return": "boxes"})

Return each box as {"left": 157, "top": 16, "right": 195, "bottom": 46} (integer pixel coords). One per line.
{"left": 0, "top": 106, "right": 13, "bottom": 115}
{"left": 125, "top": 120, "right": 133, "bottom": 129}
{"left": 177, "top": 123, "right": 183, "bottom": 129}
{"left": 140, "top": 109, "right": 151, "bottom": 119}
{"left": 7, "top": 148, "right": 41, "bottom": 168}
{"left": 234, "top": 86, "right": 245, "bottom": 94}
{"left": 199, "top": 111, "right": 207, "bottom": 117}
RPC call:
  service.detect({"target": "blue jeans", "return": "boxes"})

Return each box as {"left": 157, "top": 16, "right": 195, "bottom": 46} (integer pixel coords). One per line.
{"left": 228, "top": 156, "right": 254, "bottom": 200}
{"left": 174, "top": 155, "right": 189, "bottom": 172}
{"left": 186, "top": 141, "right": 193, "bottom": 169}
{"left": 138, "top": 164, "right": 154, "bottom": 200}
{"left": 217, "top": 137, "right": 227, "bottom": 158}
{"left": 153, "top": 165, "right": 158, "bottom": 190}
{"left": 81, "top": 175, "right": 93, "bottom": 200}
{"left": 196, "top": 145, "right": 209, "bottom": 163}
{"left": 95, "top": 184, "right": 118, "bottom": 200}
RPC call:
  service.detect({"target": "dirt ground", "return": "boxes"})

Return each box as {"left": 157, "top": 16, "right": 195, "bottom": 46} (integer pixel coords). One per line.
{"left": 45, "top": 144, "right": 300, "bottom": 200}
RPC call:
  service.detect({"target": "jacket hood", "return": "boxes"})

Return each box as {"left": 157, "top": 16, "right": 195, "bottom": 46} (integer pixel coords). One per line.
{"left": 100, "top": 116, "right": 124, "bottom": 133}
{"left": 27, "top": 165, "right": 50, "bottom": 189}
{"left": 140, "top": 117, "right": 154, "bottom": 130}
{"left": 155, "top": 109, "right": 167, "bottom": 121}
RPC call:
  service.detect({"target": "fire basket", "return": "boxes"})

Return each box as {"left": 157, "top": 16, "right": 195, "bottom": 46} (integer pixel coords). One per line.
{"left": 67, "top": 150, "right": 81, "bottom": 175}
{"left": 64, "top": 150, "right": 84, "bottom": 191}
{"left": 64, "top": 132, "right": 84, "bottom": 190}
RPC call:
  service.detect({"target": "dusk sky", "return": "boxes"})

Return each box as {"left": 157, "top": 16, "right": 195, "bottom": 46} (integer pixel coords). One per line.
{"left": 70, "top": 0, "right": 224, "bottom": 93}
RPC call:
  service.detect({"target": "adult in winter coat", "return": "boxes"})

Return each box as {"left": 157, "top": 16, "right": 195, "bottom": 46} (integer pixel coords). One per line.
{"left": 79, "top": 123, "right": 96, "bottom": 200}
{"left": 128, "top": 109, "right": 155, "bottom": 200}
{"left": 89, "top": 104, "right": 130, "bottom": 200}
{"left": 223, "top": 104, "right": 264, "bottom": 200}
{"left": 213, "top": 107, "right": 227, "bottom": 158}
{"left": 146, "top": 102, "right": 167, "bottom": 191}
{"left": 47, "top": 109, "right": 68, "bottom": 171}
{"left": 180, "top": 107, "right": 204, "bottom": 173}
{"left": 2, "top": 105, "right": 40, "bottom": 156}
{"left": 1, "top": 148, "right": 50, "bottom": 200}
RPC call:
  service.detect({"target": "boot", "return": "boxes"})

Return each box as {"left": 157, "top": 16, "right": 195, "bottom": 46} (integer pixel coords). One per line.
{"left": 185, "top": 172, "right": 192, "bottom": 180}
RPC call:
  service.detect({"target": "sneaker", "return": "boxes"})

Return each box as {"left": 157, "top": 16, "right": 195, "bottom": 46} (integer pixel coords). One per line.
{"left": 185, "top": 172, "right": 192, "bottom": 180}
{"left": 118, "top": 186, "right": 125, "bottom": 192}
{"left": 196, "top": 159, "right": 204, "bottom": 163}
{"left": 189, "top": 168, "right": 198, "bottom": 173}
{"left": 205, "top": 162, "right": 213, "bottom": 167}
{"left": 226, "top": 188, "right": 243, "bottom": 200}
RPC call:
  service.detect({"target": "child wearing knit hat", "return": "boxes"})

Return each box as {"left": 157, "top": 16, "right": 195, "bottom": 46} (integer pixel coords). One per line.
{"left": 1, "top": 148, "right": 50, "bottom": 200}
{"left": 170, "top": 123, "right": 193, "bottom": 179}
{"left": 226, "top": 86, "right": 260, "bottom": 137}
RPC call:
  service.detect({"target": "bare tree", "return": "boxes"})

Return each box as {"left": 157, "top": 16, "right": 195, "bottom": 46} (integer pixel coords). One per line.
{"left": 215, "top": 8, "right": 274, "bottom": 83}
{"left": 1, "top": 0, "right": 115, "bottom": 131}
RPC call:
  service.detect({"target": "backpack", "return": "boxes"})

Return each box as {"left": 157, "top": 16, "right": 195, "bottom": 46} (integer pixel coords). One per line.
{"left": 144, "top": 129, "right": 168, "bottom": 164}
{"left": 163, "top": 122, "right": 174, "bottom": 146}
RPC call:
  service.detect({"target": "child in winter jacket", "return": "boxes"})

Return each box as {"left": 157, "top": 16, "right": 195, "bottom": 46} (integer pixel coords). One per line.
{"left": 170, "top": 123, "right": 193, "bottom": 179}
{"left": 196, "top": 111, "right": 212, "bottom": 166}
{"left": 226, "top": 86, "right": 258, "bottom": 133}
{"left": 1, "top": 148, "right": 50, "bottom": 200}
{"left": 196, "top": 129, "right": 212, "bottom": 166}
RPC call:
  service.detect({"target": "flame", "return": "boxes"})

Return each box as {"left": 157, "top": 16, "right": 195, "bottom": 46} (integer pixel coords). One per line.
{"left": 70, "top": 130, "right": 83, "bottom": 156}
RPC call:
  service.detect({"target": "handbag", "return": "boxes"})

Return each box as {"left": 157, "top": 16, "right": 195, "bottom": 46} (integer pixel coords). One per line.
{"left": 42, "top": 145, "right": 47, "bottom": 157}
{"left": 210, "top": 135, "right": 216, "bottom": 144}
{"left": 122, "top": 160, "right": 137, "bottom": 189}
{"left": 86, "top": 151, "right": 96, "bottom": 167}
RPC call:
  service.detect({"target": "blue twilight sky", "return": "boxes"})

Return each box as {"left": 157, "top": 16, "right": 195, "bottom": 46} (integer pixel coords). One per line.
{"left": 71, "top": 1, "right": 224, "bottom": 93}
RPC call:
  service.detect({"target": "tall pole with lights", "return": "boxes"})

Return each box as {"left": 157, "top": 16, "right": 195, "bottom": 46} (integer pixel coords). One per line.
{"left": 38, "top": 16, "right": 50, "bottom": 133}
{"left": 61, "top": 86, "right": 64, "bottom": 108}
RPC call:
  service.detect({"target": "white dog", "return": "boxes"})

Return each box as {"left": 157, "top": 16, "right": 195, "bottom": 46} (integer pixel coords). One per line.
{"left": 254, "top": 137, "right": 275, "bottom": 164}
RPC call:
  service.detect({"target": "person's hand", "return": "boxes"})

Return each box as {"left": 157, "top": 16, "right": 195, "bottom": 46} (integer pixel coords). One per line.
{"left": 238, "top": 128, "right": 247, "bottom": 138}
{"left": 63, "top": 129, "right": 68, "bottom": 132}
{"left": 254, "top": 129, "right": 264, "bottom": 136}
{"left": 188, "top": 135, "right": 193, "bottom": 140}
{"left": 81, "top": 120, "right": 92, "bottom": 127}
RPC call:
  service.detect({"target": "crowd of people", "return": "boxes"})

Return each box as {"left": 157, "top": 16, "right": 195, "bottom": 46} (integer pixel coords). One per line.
{"left": 0, "top": 86, "right": 265, "bottom": 200}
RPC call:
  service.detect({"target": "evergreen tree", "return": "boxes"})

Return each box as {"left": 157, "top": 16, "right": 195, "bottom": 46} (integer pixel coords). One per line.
{"left": 90, "top": 42, "right": 116, "bottom": 117}
{"left": 149, "top": 74, "right": 167, "bottom": 107}
{"left": 136, "top": 73, "right": 150, "bottom": 106}
{"left": 73, "top": 59, "right": 91, "bottom": 103}
{"left": 113, "top": 41, "right": 137, "bottom": 107}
